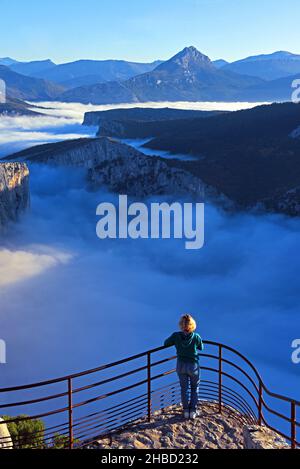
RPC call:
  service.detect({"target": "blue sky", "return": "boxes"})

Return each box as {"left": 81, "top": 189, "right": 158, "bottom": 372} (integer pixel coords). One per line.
{"left": 1, "top": 0, "right": 300, "bottom": 64}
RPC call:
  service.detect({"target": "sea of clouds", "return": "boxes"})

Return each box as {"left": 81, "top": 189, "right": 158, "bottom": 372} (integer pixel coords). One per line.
{"left": 0, "top": 101, "right": 299, "bottom": 406}
{"left": 0, "top": 100, "right": 269, "bottom": 158}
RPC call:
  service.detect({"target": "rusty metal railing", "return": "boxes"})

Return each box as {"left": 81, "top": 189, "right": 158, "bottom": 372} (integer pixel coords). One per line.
{"left": 0, "top": 341, "right": 299, "bottom": 449}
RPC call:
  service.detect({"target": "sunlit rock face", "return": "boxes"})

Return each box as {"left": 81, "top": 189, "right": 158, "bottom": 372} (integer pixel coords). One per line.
{"left": 243, "top": 426, "right": 289, "bottom": 449}
{"left": 0, "top": 162, "right": 30, "bottom": 226}
{"left": 0, "top": 417, "right": 13, "bottom": 449}
{"left": 5, "top": 137, "right": 225, "bottom": 201}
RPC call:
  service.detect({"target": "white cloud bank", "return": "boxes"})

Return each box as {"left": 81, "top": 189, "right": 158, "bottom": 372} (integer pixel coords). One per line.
{"left": 29, "top": 100, "right": 271, "bottom": 121}
{"left": 0, "top": 100, "right": 270, "bottom": 158}
{"left": 0, "top": 246, "right": 72, "bottom": 287}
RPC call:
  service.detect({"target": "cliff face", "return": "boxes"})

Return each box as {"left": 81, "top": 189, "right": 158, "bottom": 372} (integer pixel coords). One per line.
{"left": 0, "top": 162, "right": 30, "bottom": 227}
{"left": 5, "top": 137, "right": 225, "bottom": 201}
{"left": 86, "top": 138, "right": 208, "bottom": 198}
{"left": 97, "top": 120, "right": 129, "bottom": 138}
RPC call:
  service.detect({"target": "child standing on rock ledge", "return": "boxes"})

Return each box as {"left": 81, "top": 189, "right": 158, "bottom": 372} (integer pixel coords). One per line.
{"left": 164, "top": 314, "right": 204, "bottom": 420}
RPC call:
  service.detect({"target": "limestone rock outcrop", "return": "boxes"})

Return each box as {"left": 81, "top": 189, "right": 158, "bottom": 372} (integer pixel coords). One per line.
{"left": 243, "top": 426, "right": 289, "bottom": 450}
{"left": 0, "top": 418, "right": 13, "bottom": 449}
{"left": 0, "top": 162, "right": 30, "bottom": 227}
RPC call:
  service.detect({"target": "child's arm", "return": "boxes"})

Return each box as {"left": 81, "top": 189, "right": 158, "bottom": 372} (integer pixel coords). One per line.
{"left": 197, "top": 335, "right": 204, "bottom": 351}
{"left": 164, "top": 333, "right": 176, "bottom": 347}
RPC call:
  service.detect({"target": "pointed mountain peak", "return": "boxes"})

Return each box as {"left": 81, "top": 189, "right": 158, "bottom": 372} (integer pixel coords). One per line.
{"left": 180, "top": 46, "right": 200, "bottom": 54}
{"left": 173, "top": 46, "right": 211, "bottom": 62}
{"left": 157, "top": 46, "right": 213, "bottom": 73}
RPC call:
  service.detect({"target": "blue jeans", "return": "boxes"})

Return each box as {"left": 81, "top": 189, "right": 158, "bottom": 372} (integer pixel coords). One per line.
{"left": 177, "top": 359, "right": 200, "bottom": 412}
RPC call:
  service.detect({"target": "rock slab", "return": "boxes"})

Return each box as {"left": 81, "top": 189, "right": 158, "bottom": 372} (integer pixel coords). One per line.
{"left": 243, "top": 425, "right": 290, "bottom": 450}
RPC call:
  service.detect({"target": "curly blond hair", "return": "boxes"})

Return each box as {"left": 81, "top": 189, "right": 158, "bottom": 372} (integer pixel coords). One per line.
{"left": 179, "top": 314, "right": 197, "bottom": 333}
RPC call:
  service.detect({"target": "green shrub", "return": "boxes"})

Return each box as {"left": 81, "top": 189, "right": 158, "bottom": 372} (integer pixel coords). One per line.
{"left": 2, "top": 415, "right": 45, "bottom": 449}
{"left": 51, "top": 432, "right": 69, "bottom": 449}
{"left": 50, "top": 433, "right": 80, "bottom": 449}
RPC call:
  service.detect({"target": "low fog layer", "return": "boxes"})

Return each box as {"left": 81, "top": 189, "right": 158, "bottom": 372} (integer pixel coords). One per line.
{"left": 0, "top": 100, "right": 269, "bottom": 157}
{"left": 0, "top": 102, "right": 299, "bottom": 402}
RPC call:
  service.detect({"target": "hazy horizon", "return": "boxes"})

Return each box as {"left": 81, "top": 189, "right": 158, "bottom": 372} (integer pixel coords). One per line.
{"left": 3, "top": 46, "right": 300, "bottom": 67}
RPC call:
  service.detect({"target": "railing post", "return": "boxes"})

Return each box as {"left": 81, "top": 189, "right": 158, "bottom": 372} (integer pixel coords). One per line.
{"left": 218, "top": 345, "right": 222, "bottom": 414}
{"left": 68, "top": 377, "right": 74, "bottom": 449}
{"left": 291, "top": 402, "right": 296, "bottom": 450}
{"left": 147, "top": 352, "right": 152, "bottom": 422}
{"left": 258, "top": 382, "right": 263, "bottom": 426}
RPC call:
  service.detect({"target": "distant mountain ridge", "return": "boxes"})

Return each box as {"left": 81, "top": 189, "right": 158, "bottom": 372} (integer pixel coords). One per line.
{"left": 1, "top": 47, "right": 300, "bottom": 104}
{"left": 0, "top": 64, "right": 64, "bottom": 101}
{"left": 26, "top": 59, "right": 163, "bottom": 88}
{"left": 9, "top": 59, "right": 56, "bottom": 77}
{"left": 213, "top": 59, "right": 228, "bottom": 68}
{"left": 224, "top": 51, "right": 300, "bottom": 80}
{"left": 60, "top": 46, "right": 263, "bottom": 104}
{"left": 1, "top": 57, "right": 163, "bottom": 91}
{"left": 237, "top": 73, "right": 300, "bottom": 102}
{"left": 0, "top": 57, "right": 18, "bottom": 66}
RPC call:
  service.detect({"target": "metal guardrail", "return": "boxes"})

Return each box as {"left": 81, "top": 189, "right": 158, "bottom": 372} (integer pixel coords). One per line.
{"left": 0, "top": 340, "right": 299, "bottom": 449}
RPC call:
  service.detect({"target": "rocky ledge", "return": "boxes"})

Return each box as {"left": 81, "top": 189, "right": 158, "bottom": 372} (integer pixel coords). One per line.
{"left": 90, "top": 404, "right": 289, "bottom": 450}
{"left": 0, "top": 162, "right": 30, "bottom": 227}
{"left": 243, "top": 425, "right": 289, "bottom": 450}
{"left": 5, "top": 137, "right": 226, "bottom": 201}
